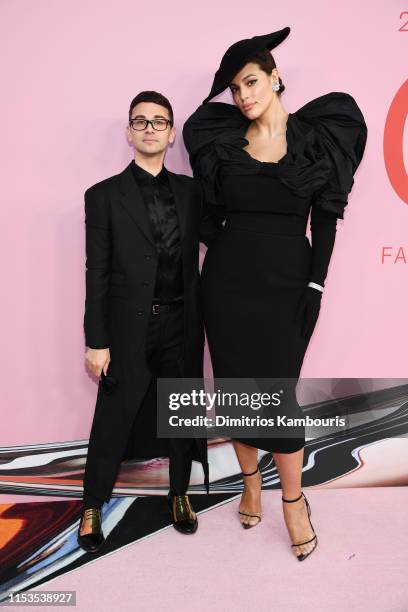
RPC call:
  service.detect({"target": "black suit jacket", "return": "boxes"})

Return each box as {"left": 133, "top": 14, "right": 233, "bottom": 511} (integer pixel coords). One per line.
{"left": 82, "top": 161, "right": 209, "bottom": 499}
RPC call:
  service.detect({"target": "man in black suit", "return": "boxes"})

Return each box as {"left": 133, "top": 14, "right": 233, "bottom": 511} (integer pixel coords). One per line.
{"left": 78, "top": 91, "right": 209, "bottom": 553}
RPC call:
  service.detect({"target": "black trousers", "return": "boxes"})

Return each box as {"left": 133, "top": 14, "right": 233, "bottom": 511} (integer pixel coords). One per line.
{"left": 83, "top": 302, "right": 194, "bottom": 508}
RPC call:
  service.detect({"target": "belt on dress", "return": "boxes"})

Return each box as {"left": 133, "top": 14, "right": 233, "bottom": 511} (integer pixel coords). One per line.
{"left": 152, "top": 297, "right": 184, "bottom": 315}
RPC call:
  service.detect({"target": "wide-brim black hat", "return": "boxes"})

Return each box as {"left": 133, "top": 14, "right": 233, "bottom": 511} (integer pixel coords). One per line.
{"left": 203, "top": 27, "right": 291, "bottom": 104}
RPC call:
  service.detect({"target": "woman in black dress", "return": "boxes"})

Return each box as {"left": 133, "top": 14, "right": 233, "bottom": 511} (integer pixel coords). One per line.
{"left": 183, "top": 27, "right": 367, "bottom": 560}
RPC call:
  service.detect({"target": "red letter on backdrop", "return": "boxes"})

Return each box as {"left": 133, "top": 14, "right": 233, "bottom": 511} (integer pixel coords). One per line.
{"left": 383, "top": 79, "right": 408, "bottom": 205}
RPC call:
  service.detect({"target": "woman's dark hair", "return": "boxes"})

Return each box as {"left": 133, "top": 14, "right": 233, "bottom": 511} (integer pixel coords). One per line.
{"left": 128, "top": 91, "right": 174, "bottom": 125}
{"left": 246, "top": 49, "right": 286, "bottom": 95}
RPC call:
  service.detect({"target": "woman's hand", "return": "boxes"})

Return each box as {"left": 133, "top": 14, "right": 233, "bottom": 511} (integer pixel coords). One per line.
{"left": 85, "top": 348, "right": 110, "bottom": 379}
{"left": 294, "top": 287, "right": 322, "bottom": 339}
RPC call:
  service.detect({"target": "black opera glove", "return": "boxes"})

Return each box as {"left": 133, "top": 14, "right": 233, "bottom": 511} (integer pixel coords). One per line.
{"left": 309, "top": 206, "right": 338, "bottom": 288}
{"left": 294, "top": 286, "right": 323, "bottom": 339}
{"left": 293, "top": 205, "right": 338, "bottom": 339}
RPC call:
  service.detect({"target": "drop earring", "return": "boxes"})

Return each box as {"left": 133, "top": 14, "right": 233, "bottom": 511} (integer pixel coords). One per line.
{"left": 272, "top": 80, "right": 280, "bottom": 92}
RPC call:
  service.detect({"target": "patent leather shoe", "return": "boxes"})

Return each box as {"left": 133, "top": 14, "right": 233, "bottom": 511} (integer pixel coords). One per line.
{"left": 167, "top": 493, "right": 198, "bottom": 534}
{"left": 77, "top": 507, "right": 105, "bottom": 553}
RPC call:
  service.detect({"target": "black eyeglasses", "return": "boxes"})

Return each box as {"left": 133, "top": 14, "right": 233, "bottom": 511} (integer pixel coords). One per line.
{"left": 129, "top": 118, "right": 172, "bottom": 131}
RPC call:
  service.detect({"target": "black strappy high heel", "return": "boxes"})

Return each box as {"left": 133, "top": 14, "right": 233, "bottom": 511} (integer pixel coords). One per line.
{"left": 281, "top": 491, "right": 318, "bottom": 561}
{"left": 238, "top": 467, "right": 263, "bottom": 529}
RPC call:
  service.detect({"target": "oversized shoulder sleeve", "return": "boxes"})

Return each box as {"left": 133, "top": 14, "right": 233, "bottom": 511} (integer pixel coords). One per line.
{"left": 296, "top": 92, "right": 367, "bottom": 219}
{"left": 182, "top": 102, "right": 246, "bottom": 207}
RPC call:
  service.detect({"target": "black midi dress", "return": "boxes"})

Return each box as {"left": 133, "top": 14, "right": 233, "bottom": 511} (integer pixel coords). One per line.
{"left": 183, "top": 92, "right": 367, "bottom": 453}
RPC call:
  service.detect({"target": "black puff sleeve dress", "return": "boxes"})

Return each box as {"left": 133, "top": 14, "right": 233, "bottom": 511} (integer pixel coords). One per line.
{"left": 183, "top": 92, "right": 367, "bottom": 453}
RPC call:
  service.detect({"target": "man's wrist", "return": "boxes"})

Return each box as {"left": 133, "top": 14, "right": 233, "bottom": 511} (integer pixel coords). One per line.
{"left": 87, "top": 345, "right": 110, "bottom": 350}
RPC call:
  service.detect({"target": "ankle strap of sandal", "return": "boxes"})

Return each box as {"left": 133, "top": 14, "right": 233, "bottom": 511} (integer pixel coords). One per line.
{"left": 241, "top": 467, "right": 259, "bottom": 477}
{"left": 282, "top": 492, "right": 303, "bottom": 503}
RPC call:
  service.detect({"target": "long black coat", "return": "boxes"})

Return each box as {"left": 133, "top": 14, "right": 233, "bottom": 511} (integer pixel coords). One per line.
{"left": 82, "top": 162, "right": 209, "bottom": 502}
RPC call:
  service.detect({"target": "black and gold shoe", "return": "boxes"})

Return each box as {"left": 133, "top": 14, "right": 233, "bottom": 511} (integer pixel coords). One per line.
{"left": 238, "top": 467, "right": 263, "bottom": 529}
{"left": 77, "top": 507, "right": 105, "bottom": 553}
{"left": 166, "top": 493, "right": 198, "bottom": 534}
{"left": 282, "top": 492, "right": 318, "bottom": 561}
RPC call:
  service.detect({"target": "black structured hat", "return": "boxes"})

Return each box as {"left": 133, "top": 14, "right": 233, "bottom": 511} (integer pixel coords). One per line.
{"left": 203, "top": 27, "right": 291, "bottom": 104}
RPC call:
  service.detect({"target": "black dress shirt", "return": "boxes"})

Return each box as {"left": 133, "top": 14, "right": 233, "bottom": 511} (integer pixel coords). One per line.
{"left": 130, "top": 160, "right": 184, "bottom": 302}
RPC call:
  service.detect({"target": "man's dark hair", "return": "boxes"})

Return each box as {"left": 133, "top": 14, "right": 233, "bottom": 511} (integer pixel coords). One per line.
{"left": 128, "top": 91, "right": 174, "bottom": 126}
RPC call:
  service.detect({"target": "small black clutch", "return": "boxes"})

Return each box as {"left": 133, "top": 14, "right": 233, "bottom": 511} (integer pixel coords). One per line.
{"left": 100, "top": 370, "right": 118, "bottom": 394}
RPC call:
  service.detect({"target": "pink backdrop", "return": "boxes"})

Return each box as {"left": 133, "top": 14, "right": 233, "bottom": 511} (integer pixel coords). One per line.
{"left": 1, "top": 0, "right": 407, "bottom": 446}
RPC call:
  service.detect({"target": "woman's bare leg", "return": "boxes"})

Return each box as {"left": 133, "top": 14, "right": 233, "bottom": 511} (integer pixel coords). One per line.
{"left": 233, "top": 440, "right": 262, "bottom": 527}
{"left": 273, "top": 448, "right": 317, "bottom": 558}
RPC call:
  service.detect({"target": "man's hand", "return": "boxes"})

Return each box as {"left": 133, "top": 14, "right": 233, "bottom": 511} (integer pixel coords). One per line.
{"left": 85, "top": 348, "right": 110, "bottom": 379}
